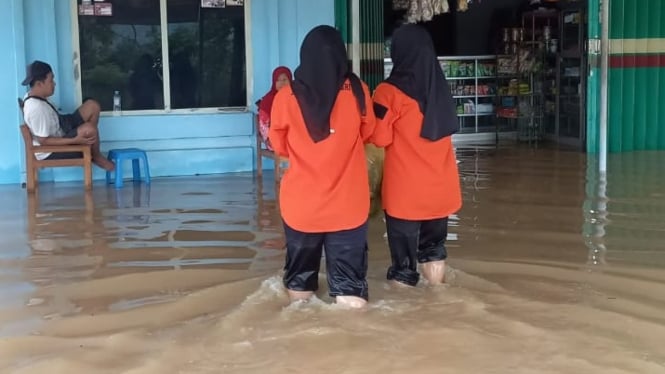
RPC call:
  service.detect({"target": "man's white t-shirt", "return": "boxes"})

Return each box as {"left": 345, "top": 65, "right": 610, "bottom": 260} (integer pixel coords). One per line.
{"left": 23, "top": 96, "right": 62, "bottom": 160}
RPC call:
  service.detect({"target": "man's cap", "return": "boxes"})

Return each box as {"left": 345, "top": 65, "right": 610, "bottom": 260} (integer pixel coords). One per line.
{"left": 22, "top": 60, "right": 53, "bottom": 86}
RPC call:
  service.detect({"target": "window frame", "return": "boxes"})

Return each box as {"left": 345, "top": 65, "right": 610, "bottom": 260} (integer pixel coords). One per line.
{"left": 70, "top": 0, "right": 253, "bottom": 116}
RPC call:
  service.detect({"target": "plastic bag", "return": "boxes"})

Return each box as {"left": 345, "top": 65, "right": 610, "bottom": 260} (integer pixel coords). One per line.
{"left": 393, "top": 0, "right": 410, "bottom": 10}
{"left": 433, "top": 0, "right": 449, "bottom": 14}
{"left": 406, "top": 0, "right": 450, "bottom": 23}
{"left": 366, "top": 144, "right": 385, "bottom": 216}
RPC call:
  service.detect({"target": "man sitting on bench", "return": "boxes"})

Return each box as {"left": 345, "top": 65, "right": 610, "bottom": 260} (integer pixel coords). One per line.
{"left": 21, "top": 60, "right": 115, "bottom": 171}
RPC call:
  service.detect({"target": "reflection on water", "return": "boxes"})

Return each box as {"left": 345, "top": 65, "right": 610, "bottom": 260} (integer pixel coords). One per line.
{"left": 583, "top": 151, "right": 665, "bottom": 268}
{"left": 584, "top": 159, "right": 609, "bottom": 266}
{"left": 1, "top": 149, "right": 665, "bottom": 373}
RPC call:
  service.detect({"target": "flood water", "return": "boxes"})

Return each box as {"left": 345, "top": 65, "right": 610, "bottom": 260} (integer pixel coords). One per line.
{"left": 1, "top": 146, "right": 665, "bottom": 373}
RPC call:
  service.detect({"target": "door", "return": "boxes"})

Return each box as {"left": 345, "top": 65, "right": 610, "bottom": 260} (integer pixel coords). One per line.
{"left": 557, "top": 5, "right": 588, "bottom": 149}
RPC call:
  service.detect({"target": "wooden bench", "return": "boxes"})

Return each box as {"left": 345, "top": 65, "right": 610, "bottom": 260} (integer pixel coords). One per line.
{"left": 255, "top": 114, "right": 287, "bottom": 184}
{"left": 19, "top": 124, "right": 92, "bottom": 193}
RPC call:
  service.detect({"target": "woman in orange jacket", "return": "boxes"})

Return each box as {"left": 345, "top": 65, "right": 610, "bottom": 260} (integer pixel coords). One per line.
{"left": 269, "top": 25, "right": 376, "bottom": 308}
{"left": 370, "top": 24, "right": 462, "bottom": 287}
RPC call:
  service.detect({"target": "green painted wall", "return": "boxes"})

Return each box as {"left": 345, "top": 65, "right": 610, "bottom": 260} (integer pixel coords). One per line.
{"left": 609, "top": 0, "right": 664, "bottom": 39}
{"left": 606, "top": 0, "right": 665, "bottom": 152}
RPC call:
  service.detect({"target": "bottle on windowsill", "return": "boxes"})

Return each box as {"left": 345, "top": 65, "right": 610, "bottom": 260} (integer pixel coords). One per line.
{"left": 113, "top": 90, "right": 121, "bottom": 116}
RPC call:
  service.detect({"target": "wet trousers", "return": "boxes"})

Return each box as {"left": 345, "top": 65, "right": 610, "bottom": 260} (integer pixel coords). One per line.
{"left": 283, "top": 220, "right": 369, "bottom": 300}
{"left": 384, "top": 213, "right": 448, "bottom": 286}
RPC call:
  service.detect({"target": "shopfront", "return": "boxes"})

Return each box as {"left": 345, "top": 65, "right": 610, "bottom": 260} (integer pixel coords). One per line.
{"left": 341, "top": 0, "right": 663, "bottom": 153}
{"left": 377, "top": 0, "right": 590, "bottom": 146}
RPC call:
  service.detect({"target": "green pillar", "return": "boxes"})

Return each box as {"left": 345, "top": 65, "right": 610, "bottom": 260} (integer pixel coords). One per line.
{"left": 359, "top": 0, "right": 385, "bottom": 90}
{"left": 335, "top": 0, "right": 384, "bottom": 90}
{"left": 334, "top": 0, "right": 350, "bottom": 45}
{"left": 587, "top": 0, "right": 601, "bottom": 153}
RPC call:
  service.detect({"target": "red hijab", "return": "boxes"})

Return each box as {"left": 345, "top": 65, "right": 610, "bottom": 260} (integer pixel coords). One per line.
{"left": 259, "top": 66, "right": 293, "bottom": 114}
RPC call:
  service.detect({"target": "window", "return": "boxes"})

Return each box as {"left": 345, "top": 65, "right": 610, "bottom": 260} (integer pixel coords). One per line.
{"left": 76, "top": 0, "right": 247, "bottom": 112}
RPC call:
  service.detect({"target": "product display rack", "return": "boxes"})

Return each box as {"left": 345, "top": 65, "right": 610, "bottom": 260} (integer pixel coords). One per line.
{"left": 496, "top": 9, "right": 559, "bottom": 147}
{"left": 440, "top": 56, "right": 497, "bottom": 134}
{"left": 384, "top": 55, "right": 497, "bottom": 135}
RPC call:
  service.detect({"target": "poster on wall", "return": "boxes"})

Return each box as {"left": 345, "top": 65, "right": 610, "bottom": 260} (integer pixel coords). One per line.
{"left": 94, "top": 3, "right": 113, "bottom": 16}
{"left": 225, "top": 0, "right": 244, "bottom": 6}
{"left": 78, "top": 4, "right": 95, "bottom": 16}
{"left": 201, "top": 0, "right": 225, "bottom": 8}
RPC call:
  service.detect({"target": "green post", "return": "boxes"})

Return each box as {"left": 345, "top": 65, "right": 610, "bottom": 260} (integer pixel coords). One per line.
{"left": 586, "top": 0, "right": 601, "bottom": 153}
{"left": 359, "top": 0, "right": 384, "bottom": 90}
{"left": 334, "top": 0, "right": 385, "bottom": 91}
{"left": 335, "top": 0, "right": 350, "bottom": 45}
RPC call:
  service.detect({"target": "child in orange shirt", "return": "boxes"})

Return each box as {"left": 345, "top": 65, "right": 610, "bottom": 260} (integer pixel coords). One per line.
{"left": 370, "top": 24, "right": 462, "bottom": 287}
{"left": 269, "top": 25, "right": 376, "bottom": 308}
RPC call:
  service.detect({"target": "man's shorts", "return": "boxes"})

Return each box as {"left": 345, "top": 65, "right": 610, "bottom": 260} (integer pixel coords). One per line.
{"left": 58, "top": 109, "right": 85, "bottom": 138}
{"left": 44, "top": 110, "right": 86, "bottom": 160}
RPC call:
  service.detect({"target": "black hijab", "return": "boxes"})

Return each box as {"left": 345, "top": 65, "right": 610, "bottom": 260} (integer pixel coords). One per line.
{"left": 292, "top": 25, "right": 366, "bottom": 143}
{"left": 386, "top": 24, "right": 458, "bottom": 141}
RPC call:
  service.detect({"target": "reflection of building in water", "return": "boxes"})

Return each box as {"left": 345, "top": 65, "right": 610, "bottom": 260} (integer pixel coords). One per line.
{"left": 583, "top": 159, "right": 608, "bottom": 267}
{"left": 21, "top": 177, "right": 288, "bottom": 285}
{"left": 26, "top": 191, "right": 104, "bottom": 285}
{"left": 249, "top": 174, "right": 286, "bottom": 272}
{"left": 106, "top": 182, "right": 151, "bottom": 210}
{"left": 583, "top": 152, "right": 665, "bottom": 268}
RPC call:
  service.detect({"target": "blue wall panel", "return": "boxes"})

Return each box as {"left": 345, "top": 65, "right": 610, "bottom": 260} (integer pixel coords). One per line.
{"left": 0, "top": 0, "right": 25, "bottom": 184}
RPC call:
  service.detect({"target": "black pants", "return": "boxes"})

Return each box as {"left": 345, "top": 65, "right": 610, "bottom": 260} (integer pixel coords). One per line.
{"left": 385, "top": 213, "right": 449, "bottom": 286}
{"left": 283, "top": 221, "right": 369, "bottom": 300}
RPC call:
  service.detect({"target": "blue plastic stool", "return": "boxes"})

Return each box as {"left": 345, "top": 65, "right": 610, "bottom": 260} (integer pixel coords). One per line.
{"left": 106, "top": 148, "right": 151, "bottom": 188}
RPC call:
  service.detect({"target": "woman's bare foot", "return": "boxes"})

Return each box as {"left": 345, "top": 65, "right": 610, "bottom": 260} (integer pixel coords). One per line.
{"left": 287, "top": 290, "right": 314, "bottom": 304}
{"left": 93, "top": 157, "right": 116, "bottom": 171}
{"left": 422, "top": 260, "right": 446, "bottom": 285}
{"left": 390, "top": 279, "right": 415, "bottom": 288}
{"left": 335, "top": 296, "right": 367, "bottom": 309}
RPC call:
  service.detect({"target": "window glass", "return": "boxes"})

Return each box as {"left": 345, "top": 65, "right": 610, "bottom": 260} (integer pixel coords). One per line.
{"left": 77, "top": 0, "right": 246, "bottom": 111}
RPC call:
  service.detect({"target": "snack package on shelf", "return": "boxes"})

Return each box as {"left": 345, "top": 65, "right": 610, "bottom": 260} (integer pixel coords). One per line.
{"left": 463, "top": 100, "right": 475, "bottom": 114}
{"left": 498, "top": 57, "right": 517, "bottom": 75}
{"left": 501, "top": 96, "right": 516, "bottom": 107}
{"left": 477, "top": 63, "right": 497, "bottom": 77}
{"left": 477, "top": 103, "right": 494, "bottom": 114}
{"left": 448, "top": 60, "right": 459, "bottom": 77}
{"left": 497, "top": 107, "right": 518, "bottom": 118}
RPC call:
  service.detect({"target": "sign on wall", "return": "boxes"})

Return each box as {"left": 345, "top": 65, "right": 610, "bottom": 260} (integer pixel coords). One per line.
{"left": 79, "top": 1, "right": 112, "bottom": 17}
{"left": 201, "top": 0, "right": 244, "bottom": 8}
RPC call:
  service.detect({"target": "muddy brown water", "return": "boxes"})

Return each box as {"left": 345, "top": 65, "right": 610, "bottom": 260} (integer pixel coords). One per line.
{"left": 1, "top": 146, "right": 664, "bottom": 373}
